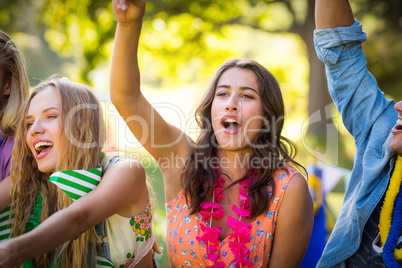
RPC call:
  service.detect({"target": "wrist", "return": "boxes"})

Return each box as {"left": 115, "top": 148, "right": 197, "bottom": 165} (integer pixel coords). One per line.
{"left": 118, "top": 20, "right": 143, "bottom": 31}
{"left": 7, "top": 238, "right": 24, "bottom": 266}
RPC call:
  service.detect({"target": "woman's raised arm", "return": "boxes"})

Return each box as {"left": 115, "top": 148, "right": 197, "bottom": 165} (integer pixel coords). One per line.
{"left": 110, "top": 0, "right": 193, "bottom": 162}
{"left": 315, "top": 0, "right": 354, "bottom": 29}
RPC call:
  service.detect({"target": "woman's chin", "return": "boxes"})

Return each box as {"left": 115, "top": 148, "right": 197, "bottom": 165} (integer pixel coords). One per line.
{"left": 37, "top": 165, "right": 56, "bottom": 174}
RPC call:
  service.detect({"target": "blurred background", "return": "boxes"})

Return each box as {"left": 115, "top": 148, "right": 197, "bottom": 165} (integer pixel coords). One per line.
{"left": 2, "top": 0, "right": 402, "bottom": 266}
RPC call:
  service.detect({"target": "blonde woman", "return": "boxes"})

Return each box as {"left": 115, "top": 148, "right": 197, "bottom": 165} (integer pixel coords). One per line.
{"left": 0, "top": 77, "right": 158, "bottom": 267}
{"left": 0, "top": 30, "right": 29, "bottom": 181}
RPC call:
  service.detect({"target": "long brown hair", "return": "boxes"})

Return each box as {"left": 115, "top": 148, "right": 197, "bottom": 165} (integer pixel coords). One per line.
{"left": 183, "top": 58, "right": 304, "bottom": 218}
{"left": 0, "top": 30, "right": 29, "bottom": 136}
{"left": 10, "top": 76, "right": 105, "bottom": 267}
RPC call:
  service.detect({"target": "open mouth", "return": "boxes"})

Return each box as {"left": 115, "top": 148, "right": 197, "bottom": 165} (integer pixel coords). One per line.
{"left": 395, "top": 119, "right": 402, "bottom": 130}
{"left": 222, "top": 118, "right": 241, "bottom": 132}
{"left": 34, "top": 141, "right": 54, "bottom": 156}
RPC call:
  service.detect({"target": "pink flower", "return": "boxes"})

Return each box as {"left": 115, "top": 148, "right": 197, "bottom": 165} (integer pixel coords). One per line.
{"left": 200, "top": 207, "right": 224, "bottom": 221}
{"left": 239, "top": 179, "right": 249, "bottom": 188}
{"left": 197, "top": 168, "right": 255, "bottom": 267}
{"left": 214, "top": 187, "right": 223, "bottom": 202}
{"left": 232, "top": 204, "right": 251, "bottom": 218}
{"left": 201, "top": 202, "right": 223, "bottom": 210}
{"left": 227, "top": 216, "right": 252, "bottom": 229}
{"left": 216, "top": 177, "right": 225, "bottom": 188}
{"left": 205, "top": 244, "right": 219, "bottom": 261}
{"left": 200, "top": 202, "right": 224, "bottom": 221}
{"left": 227, "top": 216, "right": 252, "bottom": 243}
{"left": 238, "top": 187, "right": 248, "bottom": 200}
{"left": 228, "top": 231, "right": 251, "bottom": 244}
{"left": 206, "top": 243, "right": 218, "bottom": 253}
{"left": 206, "top": 261, "right": 225, "bottom": 268}
{"left": 237, "top": 188, "right": 251, "bottom": 210}
{"left": 196, "top": 224, "right": 221, "bottom": 244}
{"left": 228, "top": 241, "right": 253, "bottom": 267}
{"left": 123, "top": 257, "right": 135, "bottom": 268}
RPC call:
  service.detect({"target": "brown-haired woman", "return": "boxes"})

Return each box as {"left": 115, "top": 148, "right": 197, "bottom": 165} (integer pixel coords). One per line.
{"left": 111, "top": 0, "right": 314, "bottom": 267}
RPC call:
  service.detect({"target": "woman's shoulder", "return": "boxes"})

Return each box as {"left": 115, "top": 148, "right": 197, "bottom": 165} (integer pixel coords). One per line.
{"left": 268, "top": 163, "right": 309, "bottom": 205}
{"left": 103, "top": 157, "right": 146, "bottom": 180}
{"left": 271, "top": 163, "right": 300, "bottom": 184}
{"left": 273, "top": 163, "right": 311, "bottom": 214}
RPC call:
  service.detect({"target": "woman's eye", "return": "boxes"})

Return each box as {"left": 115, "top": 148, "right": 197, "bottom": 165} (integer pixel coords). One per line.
{"left": 47, "top": 115, "right": 58, "bottom": 119}
{"left": 217, "top": 92, "right": 227, "bottom": 97}
{"left": 26, "top": 122, "right": 33, "bottom": 129}
{"left": 243, "top": 94, "right": 254, "bottom": 99}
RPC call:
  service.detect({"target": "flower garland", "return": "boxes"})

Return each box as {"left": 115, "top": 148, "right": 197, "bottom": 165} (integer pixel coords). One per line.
{"left": 195, "top": 169, "right": 257, "bottom": 268}
{"left": 379, "top": 155, "right": 402, "bottom": 267}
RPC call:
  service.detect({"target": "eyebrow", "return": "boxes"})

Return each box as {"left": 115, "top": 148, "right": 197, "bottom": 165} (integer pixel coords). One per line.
{"left": 216, "top": 84, "right": 259, "bottom": 94}
{"left": 25, "top": 107, "right": 60, "bottom": 119}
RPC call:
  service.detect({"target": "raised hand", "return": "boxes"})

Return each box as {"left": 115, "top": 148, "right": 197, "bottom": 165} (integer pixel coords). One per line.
{"left": 112, "top": 0, "right": 145, "bottom": 26}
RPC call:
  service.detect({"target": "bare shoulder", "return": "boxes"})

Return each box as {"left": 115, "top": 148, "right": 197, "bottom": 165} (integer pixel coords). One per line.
{"left": 101, "top": 159, "right": 148, "bottom": 217}
{"left": 104, "top": 159, "right": 146, "bottom": 183}
{"left": 268, "top": 172, "right": 314, "bottom": 267}
{"left": 101, "top": 159, "right": 147, "bottom": 201}
{"left": 279, "top": 172, "right": 313, "bottom": 218}
{"left": 285, "top": 173, "right": 310, "bottom": 200}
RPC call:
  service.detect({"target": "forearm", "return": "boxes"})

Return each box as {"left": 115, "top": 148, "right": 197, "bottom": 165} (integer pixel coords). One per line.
{"left": 110, "top": 22, "right": 142, "bottom": 110}
{"left": 314, "top": 20, "right": 396, "bottom": 147}
{"left": 315, "top": 0, "right": 354, "bottom": 29}
{"left": 8, "top": 206, "right": 89, "bottom": 264}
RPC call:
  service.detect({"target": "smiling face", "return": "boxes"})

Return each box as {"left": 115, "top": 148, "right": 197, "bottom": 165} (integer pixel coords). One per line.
{"left": 211, "top": 67, "right": 265, "bottom": 153}
{"left": 389, "top": 101, "right": 402, "bottom": 155}
{"left": 25, "top": 86, "right": 64, "bottom": 173}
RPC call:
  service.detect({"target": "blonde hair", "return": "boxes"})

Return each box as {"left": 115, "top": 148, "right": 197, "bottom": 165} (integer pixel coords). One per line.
{"left": 10, "top": 76, "right": 105, "bottom": 267}
{"left": 0, "top": 30, "right": 29, "bottom": 136}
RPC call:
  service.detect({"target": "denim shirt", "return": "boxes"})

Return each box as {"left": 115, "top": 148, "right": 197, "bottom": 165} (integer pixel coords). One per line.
{"left": 314, "top": 19, "right": 398, "bottom": 267}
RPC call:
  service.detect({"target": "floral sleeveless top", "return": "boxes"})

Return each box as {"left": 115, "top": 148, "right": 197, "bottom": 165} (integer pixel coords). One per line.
{"left": 96, "top": 200, "right": 155, "bottom": 268}
{"left": 165, "top": 165, "right": 297, "bottom": 267}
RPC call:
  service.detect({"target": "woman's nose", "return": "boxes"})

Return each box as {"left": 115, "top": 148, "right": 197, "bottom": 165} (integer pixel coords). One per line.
{"left": 29, "top": 120, "right": 45, "bottom": 135}
{"left": 225, "top": 97, "right": 239, "bottom": 112}
{"left": 395, "top": 101, "right": 402, "bottom": 114}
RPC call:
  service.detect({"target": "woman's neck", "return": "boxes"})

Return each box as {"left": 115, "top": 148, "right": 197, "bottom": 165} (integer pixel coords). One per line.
{"left": 216, "top": 148, "right": 252, "bottom": 181}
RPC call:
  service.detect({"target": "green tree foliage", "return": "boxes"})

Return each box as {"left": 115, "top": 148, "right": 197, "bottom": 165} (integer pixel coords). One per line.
{"left": 353, "top": 0, "right": 402, "bottom": 100}
{"left": 14, "top": 0, "right": 307, "bottom": 85}
{"left": 1, "top": 0, "right": 401, "bottom": 168}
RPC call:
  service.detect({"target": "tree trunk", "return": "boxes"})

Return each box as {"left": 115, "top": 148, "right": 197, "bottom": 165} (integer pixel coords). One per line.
{"left": 299, "top": 0, "right": 339, "bottom": 164}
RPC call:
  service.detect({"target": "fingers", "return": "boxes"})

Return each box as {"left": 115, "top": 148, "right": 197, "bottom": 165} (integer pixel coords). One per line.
{"left": 113, "top": 0, "right": 128, "bottom": 11}
{"left": 119, "top": 0, "right": 128, "bottom": 11}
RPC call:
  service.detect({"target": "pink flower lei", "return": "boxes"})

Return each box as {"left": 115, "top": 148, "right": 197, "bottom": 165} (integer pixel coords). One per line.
{"left": 196, "top": 168, "right": 257, "bottom": 268}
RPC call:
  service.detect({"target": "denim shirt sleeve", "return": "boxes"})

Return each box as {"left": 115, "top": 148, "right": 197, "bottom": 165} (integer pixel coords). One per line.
{"left": 314, "top": 19, "right": 396, "bottom": 152}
